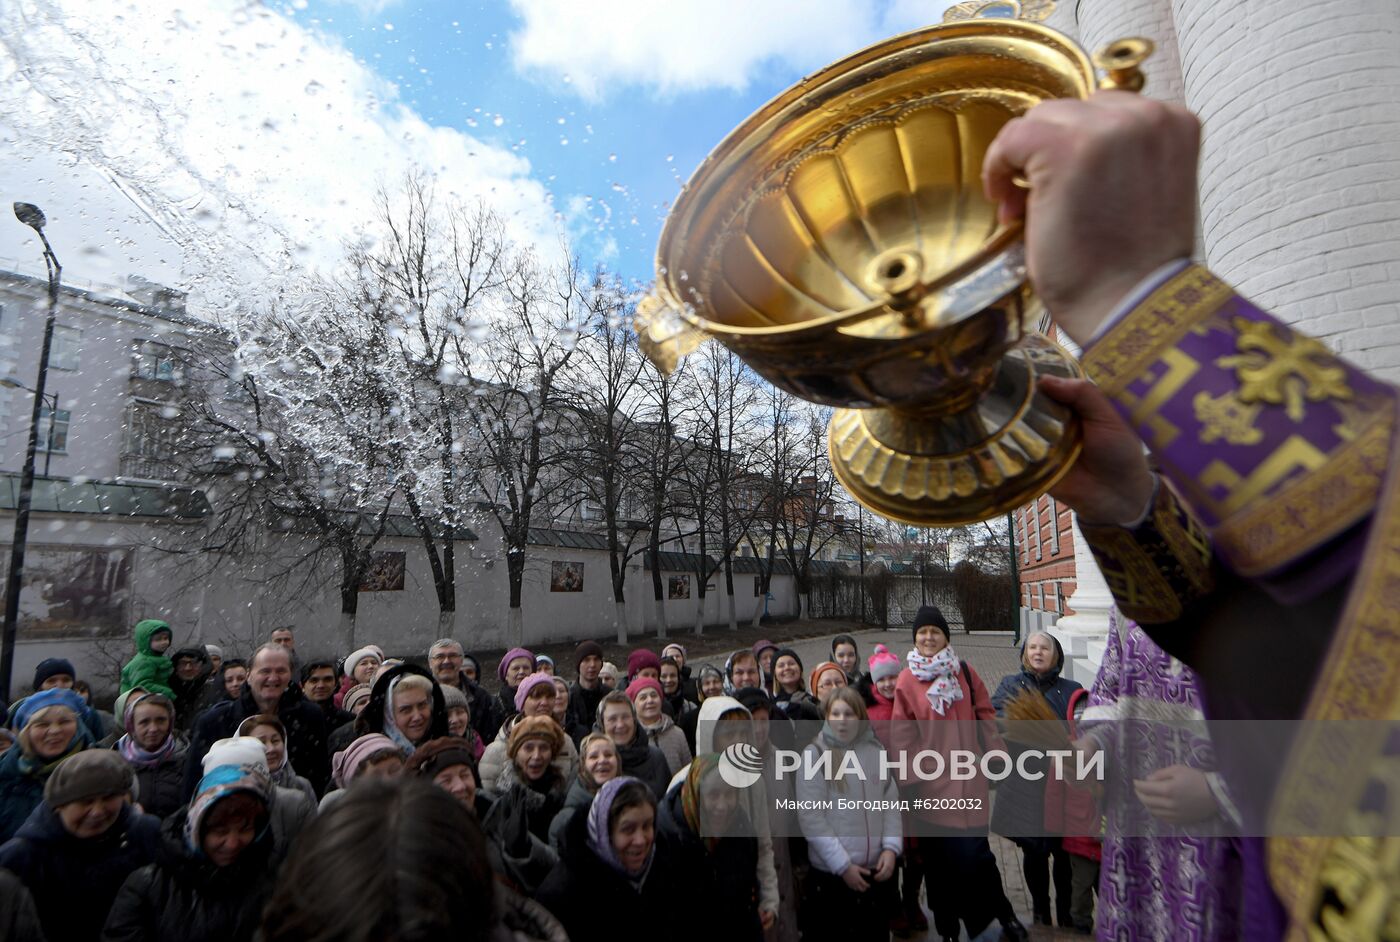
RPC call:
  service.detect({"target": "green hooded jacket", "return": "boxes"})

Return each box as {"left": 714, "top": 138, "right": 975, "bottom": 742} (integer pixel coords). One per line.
{"left": 119, "top": 619, "right": 175, "bottom": 698}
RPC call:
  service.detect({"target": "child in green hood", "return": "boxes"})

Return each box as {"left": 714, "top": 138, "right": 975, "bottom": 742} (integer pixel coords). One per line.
{"left": 119, "top": 619, "right": 176, "bottom": 698}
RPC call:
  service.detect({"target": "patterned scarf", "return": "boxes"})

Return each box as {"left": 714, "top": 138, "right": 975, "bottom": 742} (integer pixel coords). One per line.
{"left": 117, "top": 693, "right": 177, "bottom": 770}
{"left": 681, "top": 754, "right": 722, "bottom": 852}
{"left": 381, "top": 676, "right": 415, "bottom": 755}
{"left": 906, "top": 647, "right": 963, "bottom": 716}
{"left": 587, "top": 775, "right": 655, "bottom": 884}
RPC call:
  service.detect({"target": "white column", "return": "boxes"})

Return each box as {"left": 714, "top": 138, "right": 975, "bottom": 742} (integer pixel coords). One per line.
{"left": 1171, "top": 0, "right": 1400, "bottom": 382}
{"left": 1049, "top": 513, "right": 1113, "bottom": 684}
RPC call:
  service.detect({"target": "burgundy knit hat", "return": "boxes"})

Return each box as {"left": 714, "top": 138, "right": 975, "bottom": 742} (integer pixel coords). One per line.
{"left": 625, "top": 648, "right": 661, "bottom": 680}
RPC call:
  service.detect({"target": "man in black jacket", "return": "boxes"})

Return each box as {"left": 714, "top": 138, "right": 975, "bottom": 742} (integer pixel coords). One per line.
{"left": 563, "top": 640, "right": 606, "bottom": 744}
{"left": 183, "top": 643, "right": 329, "bottom": 798}
{"left": 427, "top": 638, "right": 504, "bottom": 744}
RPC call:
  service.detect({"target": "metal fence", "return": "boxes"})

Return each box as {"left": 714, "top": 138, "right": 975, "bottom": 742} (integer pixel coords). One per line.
{"left": 807, "top": 564, "right": 1014, "bottom": 632}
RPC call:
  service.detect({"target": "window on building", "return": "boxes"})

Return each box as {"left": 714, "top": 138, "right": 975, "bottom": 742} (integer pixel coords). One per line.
{"left": 1048, "top": 497, "right": 1060, "bottom": 554}
{"left": 37, "top": 406, "right": 70, "bottom": 454}
{"left": 132, "top": 341, "right": 187, "bottom": 383}
{"left": 1030, "top": 503, "right": 1042, "bottom": 561}
{"left": 49, "top": 325, "right": 82, "bottom": 371}
{"left": 1035, "top": 583, "right": 1044, "bottom": 609}
{"left": 121, "top": 400, "right": 182, "bottom": 480}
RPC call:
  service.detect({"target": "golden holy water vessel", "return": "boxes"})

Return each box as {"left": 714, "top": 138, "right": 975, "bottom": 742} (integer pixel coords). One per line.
{"left": 636, "top": 19, "right": 1153, "bottom": 525}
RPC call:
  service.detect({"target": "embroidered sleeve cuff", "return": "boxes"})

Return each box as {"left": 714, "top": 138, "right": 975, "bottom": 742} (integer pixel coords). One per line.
{"left": 1079, "top": 480, "right": 1215, "bottom": 625}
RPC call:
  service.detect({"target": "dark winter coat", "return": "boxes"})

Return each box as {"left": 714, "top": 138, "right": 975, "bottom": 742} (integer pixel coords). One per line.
{"left": 352, "top": 662, "right": 450, "bottom": 746}
{"left": 100, "top": 806, "right": 276, "bottom": 942}
{"left": 536, "top": 812, "right": 697, "bottom": 942}
{"left": 480, "top": 767, "right": 564, "bottom": 896}
{"left": 326, "top": 718, "right": 357, "bottom": 756}
{"left": 168, "top": 647, "right": 215, "bottom": 733}
{"left": 989, "top": 634, "right": 1083, "bottom": 843}
{"left": 0, "top": 868, "right": 45, "bottom": 942}
{"left": 612, "top": 725, "right": 672, "bottom": 800}
{"left": 313, "top": 698, "right": 354, "bottom": 733}
{"left": 0, "top": 740, "right": 89, "bottom": 843}
{"left": 122, "top": 737, "right": 189, "bottom": 820}
{"left": 547, "top": 777, "right": 596, "bottom": 853}
{"left": 564, "top": 681, "right": 604, "bottom": 745}
{"left": 183, "top": 683, "right": 329, "bottom": 799}
{"left": 657, "top": 780, "right": 762, "bottom": 941}
{"left": 0, "top": 801, "right": 161, "bottom": 942}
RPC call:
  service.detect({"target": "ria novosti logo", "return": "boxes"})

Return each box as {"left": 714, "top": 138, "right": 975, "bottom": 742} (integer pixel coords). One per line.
{"left": 718, "top": 742, "right": 765, "bottom": 788}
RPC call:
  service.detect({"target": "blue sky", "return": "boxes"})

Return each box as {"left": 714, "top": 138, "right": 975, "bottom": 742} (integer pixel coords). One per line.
{"left": 294, "top": 0, "right": 951, "bottom": 283}
{"left": 0, "top": 0, "right": 952, "bottom": 306}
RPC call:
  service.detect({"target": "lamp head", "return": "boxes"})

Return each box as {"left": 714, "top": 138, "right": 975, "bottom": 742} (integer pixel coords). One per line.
{"left": 12, "top": 203, "right": 47, "bottom": 232}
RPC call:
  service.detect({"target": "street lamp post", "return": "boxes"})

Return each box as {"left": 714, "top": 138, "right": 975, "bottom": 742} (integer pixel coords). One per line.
{"left": 1, "top": 203, "right": 61, "bottom": 697}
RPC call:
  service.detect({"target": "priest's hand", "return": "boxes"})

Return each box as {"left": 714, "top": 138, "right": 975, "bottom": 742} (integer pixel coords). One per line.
{"left": 1039, "top": 376, "right": 1155, "bottom": 527}
{"left": 1134, "top": 764, "right": 1219, "bottom": 824}
{"left": 983, "top": 92, "right": 1200, "bottom": 346}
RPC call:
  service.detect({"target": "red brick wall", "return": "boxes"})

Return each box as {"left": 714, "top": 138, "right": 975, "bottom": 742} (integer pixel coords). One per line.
{"left": 1014, "top": 494, "right": 1077, "bottom": 616}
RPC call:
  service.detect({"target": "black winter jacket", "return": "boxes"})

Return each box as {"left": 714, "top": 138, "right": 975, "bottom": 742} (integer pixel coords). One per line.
{"left": 536, "top": 813, "right": 696, "bottom": 942}
{"left": 0, "top": 801, "right": 161, "bottom": 942}
{"left": 100, "top": 807, "right": 276, "bottom": 942}
{"left": 656, "top": 781, "right": 762, "bottom": 941}
{"left": 121, "top": 737, "right": 189, "bottom": 820}
{"left": 611, "top": 726, "right": 672, "bottom": 799}
{"left": 0, "top": 868, "right": 45, "bottom": 942}
{"left": 989, "top": 634, "right": 1083, "bottom": 842}
{"left": 184, "top": 685, "right": 329, "bottom": 799}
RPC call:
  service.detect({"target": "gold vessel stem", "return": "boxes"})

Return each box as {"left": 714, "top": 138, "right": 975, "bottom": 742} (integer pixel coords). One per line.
{"left": 1094, "top": 37, "right": 1155, "bottom": 92}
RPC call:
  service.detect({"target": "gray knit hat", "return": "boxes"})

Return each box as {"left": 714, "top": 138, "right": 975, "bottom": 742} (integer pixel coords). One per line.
{"left": 441, "top": 684, "right": 469, "bottom": 712}
{"left": 44, "top": 751, "right": 133, "bottom": 807}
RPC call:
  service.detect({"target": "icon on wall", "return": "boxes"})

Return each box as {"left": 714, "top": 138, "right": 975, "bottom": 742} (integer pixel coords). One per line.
{"left": 668, "top": 574, "right": 690, "bottom": 599}
{"left": 551, "top": 560, "right": 585, "bottom": 592}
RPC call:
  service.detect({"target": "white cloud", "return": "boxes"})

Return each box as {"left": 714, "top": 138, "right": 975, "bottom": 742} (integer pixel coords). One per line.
{"left": 508, "top": 0, "right": 957, "bottom": 99}
{"left": 0, "top": 0, "right": 562, "bottom": 316}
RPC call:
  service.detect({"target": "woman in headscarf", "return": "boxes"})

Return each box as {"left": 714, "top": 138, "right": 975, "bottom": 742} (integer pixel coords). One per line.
{"left": 627, "top": 676, "right": 692, "bottom": 777}
{"left": 796, "top": 687, "right": 901, "bottom": 942}
{"left": 595, "top": 690, "right": 671, "bottom": 799}
{"left": 113, "top": 692, "right": 187, "bottom": 819}
{"left": 353, "top": 663, "right": 448, "bottom": 756}
{"left": 102, "top": 750, "right": 277, "bottom": 942}
{"left": 892, "top": 605, "right": 1027, "bottom": 942}
{"left": 238, "top": 714, "right": 316, "bottom": 805}
{"left": 657, "top": 754, "right": 762, "bottom": 941}
{"left": 321, "top": 733, "right": 404, "bottom": 811}
{"left": 679, "top": 663, "right": 725, "bottom": 755}
{"left": 549, "top": 731, "right": 620, "bottom": 851}
{"left": 990, "top": 631, "right": 1082, "bottom": 928}
{"left": 0, "top": 688, "right": 90, "bottom": 841}
{"left": 537, "top": 777, "right": 695, "bottom": 942}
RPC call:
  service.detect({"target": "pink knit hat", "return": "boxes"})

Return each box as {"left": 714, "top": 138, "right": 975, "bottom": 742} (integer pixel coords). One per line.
{"left": 625, "top": 675, "right": 663, "bottom": 704}
{"left": 867, "top": 644, "right": 901, "bottom": 683}
{"left": 513, "top": 671, "right": 558, "bottom": 712}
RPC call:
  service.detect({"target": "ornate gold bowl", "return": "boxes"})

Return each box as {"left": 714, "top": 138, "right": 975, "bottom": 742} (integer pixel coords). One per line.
{"left": 638, "top": 20, "right": 1150, "bottom": 525}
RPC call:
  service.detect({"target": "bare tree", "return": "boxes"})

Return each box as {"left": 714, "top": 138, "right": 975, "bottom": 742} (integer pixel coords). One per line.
{"left": 673, "top": 345, "right": 764, "bottom": 634}
{"left": 563, "top": 272, "right": 651, "bottom": 642}
{"left": 454, "top": 249, "right": 585, "bottom": 644}
{"left": 351, "top": 174, "right": 513, "bottom": 635}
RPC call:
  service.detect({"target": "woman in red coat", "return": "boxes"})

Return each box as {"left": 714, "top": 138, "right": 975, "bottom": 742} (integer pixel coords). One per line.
{"left": 891, "top": 605, "right": 1028, "bottom": 942}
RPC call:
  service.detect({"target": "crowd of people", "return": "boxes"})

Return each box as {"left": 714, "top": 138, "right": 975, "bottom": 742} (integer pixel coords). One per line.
{"left": 0, "top": 600, "right": 1248, "bottom": 942}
